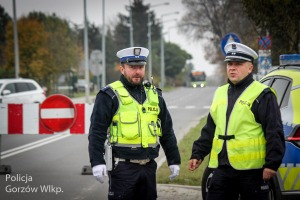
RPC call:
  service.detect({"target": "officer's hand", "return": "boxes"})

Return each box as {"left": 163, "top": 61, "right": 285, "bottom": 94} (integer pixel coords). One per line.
{"left": 92, "top": 165, "right": 107, "bottom": 184}
{"left": 169, "top": 165, "right": 180, "bottom": 180}
{"left": 263, "top": 168, "right": 276, "bottom": 181}
{"left": 188, "top": 159, "right": 202, "bottom": 171}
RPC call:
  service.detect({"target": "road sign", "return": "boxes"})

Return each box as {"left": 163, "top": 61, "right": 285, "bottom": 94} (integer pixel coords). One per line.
{"left": 90, "top": 50, "right": 103, "bottom": 76}
{"left": 221, "top": 33, "right": 241, "bottom": 55}
{"left": 258, "top": 49, "right": 272, "bottom": 75}
{"left": 258, "top": 36, "right": 272, "bottom": 50}
{"left": 40, "top": 94, "right": 77, "bottom": 132}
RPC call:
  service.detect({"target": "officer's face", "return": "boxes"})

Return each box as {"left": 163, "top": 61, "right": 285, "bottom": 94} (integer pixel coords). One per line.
{"left": 120, "top": 64, "right": 145, "bottom": 85}
{"left": 226, "top": 61, "right": 253, "bottom": 84}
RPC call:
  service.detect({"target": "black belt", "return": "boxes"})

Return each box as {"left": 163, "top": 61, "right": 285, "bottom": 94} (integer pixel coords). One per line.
{"left": 115, "top": 158, "right": 151, "bottom": 165}
{"left": 218, "top": 135, "right": 235, "bottom": 140}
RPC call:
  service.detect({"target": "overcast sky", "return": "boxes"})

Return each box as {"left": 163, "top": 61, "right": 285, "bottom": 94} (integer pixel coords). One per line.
{"left": 1, "top": 0, "right": 217, "bottom": 75}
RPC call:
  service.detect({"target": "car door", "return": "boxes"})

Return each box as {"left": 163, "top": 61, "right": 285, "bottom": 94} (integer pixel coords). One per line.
{"left": 1, "top": 82, "right": 20, "bottom": 103}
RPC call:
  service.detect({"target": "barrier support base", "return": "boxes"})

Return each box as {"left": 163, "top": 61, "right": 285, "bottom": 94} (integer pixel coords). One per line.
{"left": 0, "top": 135, "right": 12, "bottom": 174}
{"left": 0, "top": 165, "right": 12, "bottom": 174}
{"left": 81, "top": 165, "right": 92, "bottom": 175}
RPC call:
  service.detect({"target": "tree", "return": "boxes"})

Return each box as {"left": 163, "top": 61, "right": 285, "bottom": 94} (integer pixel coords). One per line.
{"left": 4, "top": 18, "right": 50, "bottom": 79}
{"left": 27, "top": 12, "right": 81, "bottom": 92}
{"left": 242, "top": 0, "right": 300, "bottom": 63}
{"left": 112, "top": 0, "right": 192, "bottom": 86}
{"left": 113, "top": 0, "right": 161, "bottom": 50}
{"left": 3, "top": 12, "right": 82, "bottom": 93}
{"left": 28, "top": 12, "right": 81, "bottom": 76}
{"left": 150, "top": 41, "right": 191, "bottom": 85}
{"left": 179, "top": 0, "right": 258, "bottom": 78}
{"left": 0, "top": 5, "right": 12, "bottom": 71}
{"left": 164, "top": 42, "right": 192, "bottom": 77}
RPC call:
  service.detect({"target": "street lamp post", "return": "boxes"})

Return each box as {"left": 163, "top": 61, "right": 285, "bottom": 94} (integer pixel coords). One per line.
{"left": 160, "top": 27, "right": 165, "bottom": 88}
{"left": 160, "top": 12, "right": 179, "bottom": 88}
{"left": 167, "top": 26, "right": 178, "bottom": 42}
{"left": 127, "top": 0, "right": 134, "bottom": 47}
{"left": 102, "top": 0, "right": 106, "bottom": 88}
{"left": 83, "top": 0, "right": 90, "bottom": 103}
{"left": 147, "top": 2, "right": 169, "bottom": 81}
{"left": 12, "top": 0, "right": 19, "bottom": 78}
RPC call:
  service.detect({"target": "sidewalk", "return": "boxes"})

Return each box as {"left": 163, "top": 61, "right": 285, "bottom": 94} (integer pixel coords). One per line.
{"left": 157, "top": 184, "right": 202, "bottom": 200}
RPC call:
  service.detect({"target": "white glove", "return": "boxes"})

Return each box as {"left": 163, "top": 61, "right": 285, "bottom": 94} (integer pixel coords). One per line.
{"left": 92, "top": 164, "right": 107, "bottom": 184}
{"left": 169, "top": 165, "right": 180, "bottom": 180}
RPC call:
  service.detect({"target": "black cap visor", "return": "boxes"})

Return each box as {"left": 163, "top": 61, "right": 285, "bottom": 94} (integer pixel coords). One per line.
{"left": 121, "top": 57, "right": 147, "bottom": 66}
{"left": 224, "top": 57, "right": 249, "bottom": 63}
{"left": 125, "top": 61, "right": 147, "bottom": 66}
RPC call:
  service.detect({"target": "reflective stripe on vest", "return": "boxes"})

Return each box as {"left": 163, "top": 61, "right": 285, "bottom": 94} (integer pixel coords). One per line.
{"left": 209, "top": 81, "right": 269, "bottom": 170}
{"left": 108, "top": 81, "right": 161, "bottom": 148}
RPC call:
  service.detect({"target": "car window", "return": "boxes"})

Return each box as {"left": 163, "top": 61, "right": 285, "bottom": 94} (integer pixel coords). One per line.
{"left": 16, "top": 82, "right": 30, "bottom": 92}
{"left": 270, "top": 78, "right": 291, "bottom": 108}
{"left": 27, "top": 82, "right": 37, "bottom": 91}
{"left": 261, "top": 78, "right": 271, "bottom": 86}
{"left": 4, "top": 83, "right": 16, "bottom": 93}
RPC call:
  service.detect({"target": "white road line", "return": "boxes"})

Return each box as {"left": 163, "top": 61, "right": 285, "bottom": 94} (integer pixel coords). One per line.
{"left": 185, "top": 106, "right": 196, "bottom": 109}
{"left": 167, "top": 105, "right": 211, "bottom": 109}
{"left": 167, "top": 105, "right": 178, "bottom": 109}
{"left": 1, "top": 134, "right": 71, "bottom": 159}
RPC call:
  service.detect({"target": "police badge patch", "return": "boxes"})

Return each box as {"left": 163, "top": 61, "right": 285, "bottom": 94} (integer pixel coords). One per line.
{"left": 232, "top": 44, "right": 236, "bottom": 49}
{"left": 134, "top": 48, "right": 141, "bottom": 56}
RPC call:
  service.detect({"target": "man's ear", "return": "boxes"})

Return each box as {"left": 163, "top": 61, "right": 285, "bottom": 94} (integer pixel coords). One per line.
{"left": 248, "top": 63, "right": 254, "bottom": 73}
{"left": 119, "top": 64, "right": 125, "bottom": 74}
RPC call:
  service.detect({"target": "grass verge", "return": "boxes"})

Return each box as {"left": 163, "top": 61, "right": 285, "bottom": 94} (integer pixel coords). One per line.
{"left": 156, "top": 116, "right": 209, "bottom": 186}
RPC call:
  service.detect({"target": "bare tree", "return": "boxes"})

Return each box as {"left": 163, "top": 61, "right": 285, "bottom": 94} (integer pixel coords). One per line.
{"left": 179, "top": 0, "right": 258, "bottom": 65}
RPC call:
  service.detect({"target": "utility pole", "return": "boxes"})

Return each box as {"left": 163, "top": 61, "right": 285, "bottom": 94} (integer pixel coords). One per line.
{"left": 147, "top": 2, "right": 169, "bottom": 81}
{"left": 160, "top": 11, "right": 179, "bottom": 88}
{"left": 12, "top": 0, "right": 19, "bottom": 78}
{"left": 83, "top": 0, "right": 90, "bottom": 103}
{"left": 102, "top": 0, "right": 106, "bottom": 87}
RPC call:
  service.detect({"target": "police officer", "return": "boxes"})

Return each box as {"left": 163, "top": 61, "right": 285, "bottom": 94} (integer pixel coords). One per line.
{"left": 188, "top": 42, "right": 285, "bottom": 200}
{"left": 89, "top": 47, "right": 181, "bottom": 200}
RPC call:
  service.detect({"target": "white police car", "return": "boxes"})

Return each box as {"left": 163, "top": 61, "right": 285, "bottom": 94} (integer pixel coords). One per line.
{"left": 259, "top": 54, "right": 300, "bottom": 200}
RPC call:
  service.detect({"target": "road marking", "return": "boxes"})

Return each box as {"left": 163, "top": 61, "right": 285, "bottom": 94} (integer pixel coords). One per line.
{"left": 1, "top": 134, "right": 71, "bottom": 159}
{"left": 185, "top": 106, "right": 195, "bottom": 109}
{"left": 167, "top": 105, "right": 211, "bottom": 109}
{"left": 168, "top": 105, "right": 178, "bottom": 109}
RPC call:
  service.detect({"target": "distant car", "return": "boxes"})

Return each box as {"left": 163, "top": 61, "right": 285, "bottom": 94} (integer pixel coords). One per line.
{"left": 201, "top": 54, "right": 300, "bottom": 200}
{"left": 0, "top": 78, "right": 46, "bottom": 103}
{"left": 75, "top": 79, "right": 94, "bottom": 92}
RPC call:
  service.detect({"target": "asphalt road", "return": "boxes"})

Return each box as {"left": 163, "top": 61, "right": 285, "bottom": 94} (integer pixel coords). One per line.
{"left": 0, "top": 86, "right": 216, "bottom": 200}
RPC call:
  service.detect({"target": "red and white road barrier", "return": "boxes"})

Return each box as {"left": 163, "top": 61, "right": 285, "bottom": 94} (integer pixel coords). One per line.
{"left": 0, "top": 103, "right": 93, "bottom": 134}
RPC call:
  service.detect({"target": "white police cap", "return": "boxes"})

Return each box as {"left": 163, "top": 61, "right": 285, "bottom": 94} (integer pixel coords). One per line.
{"left": 116, "top": 47, "right": 149, "bottom": 66}
{"left": 224, "top": 42, "right": 258, "bottom": 62}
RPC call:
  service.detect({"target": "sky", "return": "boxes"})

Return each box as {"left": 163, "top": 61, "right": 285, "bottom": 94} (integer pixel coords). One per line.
{"left": 1, "top": 0, "right": 217, "bottom": 76}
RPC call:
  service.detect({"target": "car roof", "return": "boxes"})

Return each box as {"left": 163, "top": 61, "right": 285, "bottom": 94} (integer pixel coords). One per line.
{"left": 262, "top": 67, "right": 300, "bottom": 87}
{"left": 0, "top": 78, "right": 37, "bottom": 84}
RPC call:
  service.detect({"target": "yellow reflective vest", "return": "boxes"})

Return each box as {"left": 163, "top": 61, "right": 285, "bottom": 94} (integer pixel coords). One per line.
{"left": 209, "top": 81, "right": 270, "bottom": 170}
{"left": 108, "top": 81, "right": 161, "bottom": 148}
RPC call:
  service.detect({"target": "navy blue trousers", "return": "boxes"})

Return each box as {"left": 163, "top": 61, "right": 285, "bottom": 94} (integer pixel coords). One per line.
{"left": 108, "top": 159, "right": 157, "bottom": 200}
{"left": 206, "top": 165, "right": 270, "bottom": 200}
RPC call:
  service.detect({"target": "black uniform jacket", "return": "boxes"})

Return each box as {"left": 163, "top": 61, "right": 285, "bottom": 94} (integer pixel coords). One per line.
{"left": 190, "top": 73, "right": 285, "bottom": 171}
{"left": 88, "top": 75, "right": 181, "bottom": 167}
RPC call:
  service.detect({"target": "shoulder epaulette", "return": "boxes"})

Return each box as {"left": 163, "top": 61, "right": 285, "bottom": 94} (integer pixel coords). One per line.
{"left": 155, "top": 87, "right": 162, "bottom": 97}
{"left": 256, "top": 88, "right": 272, "bottom": 103}
{"left": 100, "top": 86, "right": 115, "bottom": 99}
